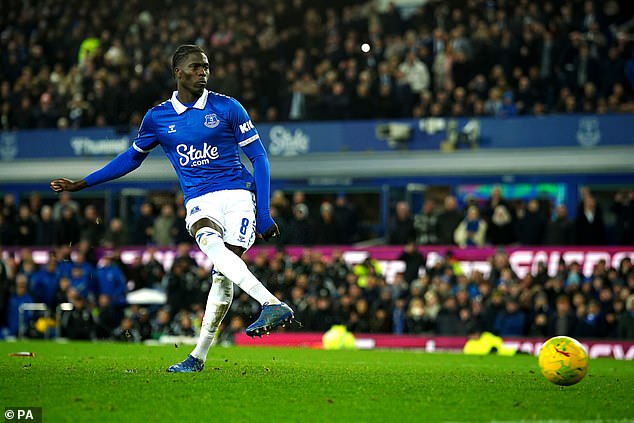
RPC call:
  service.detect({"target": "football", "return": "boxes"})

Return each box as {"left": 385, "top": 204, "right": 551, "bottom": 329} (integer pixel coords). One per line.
{"left": 538, "top": 336, "right": 589, "bottom": 386}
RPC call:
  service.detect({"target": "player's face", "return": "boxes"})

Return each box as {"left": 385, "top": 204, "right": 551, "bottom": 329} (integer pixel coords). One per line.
{"left": 175, "top": 52, "right": 210, "bottom": 98}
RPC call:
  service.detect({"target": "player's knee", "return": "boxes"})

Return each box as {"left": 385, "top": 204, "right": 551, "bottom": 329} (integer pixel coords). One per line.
{"left": 190, "top": 218, "right": 222, "bottom": 238}
{"left": 194, "top": 227, "right": 224, "bottom": 254}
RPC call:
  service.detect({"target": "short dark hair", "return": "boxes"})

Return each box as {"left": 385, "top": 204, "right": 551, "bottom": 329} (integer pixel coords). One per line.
{"left": 171, "top": 44, "right": 206, "bottom": 76}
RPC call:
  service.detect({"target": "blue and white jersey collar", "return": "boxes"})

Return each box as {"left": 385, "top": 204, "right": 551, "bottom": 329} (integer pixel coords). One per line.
{"left": 170, "top": 89, "right": 209, "bottom": 115}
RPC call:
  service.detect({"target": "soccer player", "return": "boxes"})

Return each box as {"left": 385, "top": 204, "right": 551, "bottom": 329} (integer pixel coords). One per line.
{"left": 50, "top": 44, "right": 294, "bottom": 372}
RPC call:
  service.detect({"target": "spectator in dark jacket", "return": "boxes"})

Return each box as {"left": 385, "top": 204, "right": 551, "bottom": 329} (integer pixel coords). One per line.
{"left": 59, "top": 296, "right": 95, "bottom": 340}
{"left": 387, "top": 201, "right": 416, "bottom": 245}
{"left": 494, "top": 298, "right": 526, "bottom": 336}
{"left": 436, "top": 196, "right": 463, "bottom": 245}
{"left": 575, "top": 195, "right": 606, "bottom": 245}
{"left": 544, "top": 204, "right": 574, "bottom": 245}
{"left": 314, "top": 202, "right": 342, "bottom": 245}
{"left": 285, "top": 203, "right": 314, "bottom": 245}
{"left": 516, "top": 199, "right": 546, "bottom": 245}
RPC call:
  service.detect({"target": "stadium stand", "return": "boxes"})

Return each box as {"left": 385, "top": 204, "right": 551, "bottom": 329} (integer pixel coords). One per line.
{"left": 1, "top": 0, "right": 634, "bottom": 130}
{"left": 1, "top": 0, "right": 633, "bottom": 341}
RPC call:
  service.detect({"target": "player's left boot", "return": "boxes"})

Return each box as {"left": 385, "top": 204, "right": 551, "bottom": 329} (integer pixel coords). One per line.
{"left": 166, "top": 354, "right": 204, "bottom": 373}
{"left": 246, "top": 302, "right": 294, "bottom": 337}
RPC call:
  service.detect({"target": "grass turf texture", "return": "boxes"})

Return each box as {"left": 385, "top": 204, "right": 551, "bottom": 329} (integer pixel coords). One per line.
{"left": 1, "top": 341, "right": 632, "bottom": 423}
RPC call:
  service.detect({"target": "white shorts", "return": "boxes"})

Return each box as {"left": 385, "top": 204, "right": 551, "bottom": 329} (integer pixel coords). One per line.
{"left": 185, "top": 189, "right": 256, "bottom": 250}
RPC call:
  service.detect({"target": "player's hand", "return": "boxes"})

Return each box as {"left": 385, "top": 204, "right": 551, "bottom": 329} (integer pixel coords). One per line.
{"left": 257, "top": 222, "right": 280, "bottom": 242}
{"left": 256, "top": 211, "right": 280, "bottom": 241}
{"left": 259, "top": 222, "right": 280, "bottom": 241}
{"left": 50, "top": 178, "right": 87, "bottom": 193}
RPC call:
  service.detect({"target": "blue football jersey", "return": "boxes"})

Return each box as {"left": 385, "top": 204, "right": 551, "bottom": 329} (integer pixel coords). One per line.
{"left": 132, "top": 90, "right": 260, "bottom": 204}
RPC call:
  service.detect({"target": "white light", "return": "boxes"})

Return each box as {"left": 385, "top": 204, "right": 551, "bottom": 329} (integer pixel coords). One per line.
{"left": 360, "top": 43, "right": 371, "bottom": 53}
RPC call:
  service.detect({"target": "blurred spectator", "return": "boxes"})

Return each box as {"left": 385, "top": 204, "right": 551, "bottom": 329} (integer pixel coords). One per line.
{"left": 406, "top": 297, "right": 434, "bottom": 334}
{"left": 29, "top": 255, "right": 59, "bottom": 309}
{"left": 483, "top": 186, "right": 515, "bottom": 245}
{"left": 387, "top": 201, "right": 415, "bottom": 245}
{"left": 494, "top": 298, "right": 526, "bottom": 336}
{"left": 135, "top": 308, "right": 153, "bottom": 341}
{"left": 142, "top": 248, "right": 166, "bottom": 288}
{"left": 102, "top": 217, "right": 129, "bottom": 248}
{"left": 548, "top": 295, "right": 577, "bottom": 337}
{"left": 35, "top": 205, "right": 57, "bottom": 246}
{"left": 0, "top": 258, "right": 10, "bottom": 328}
{"left": 80, "top": 205, "right": 103, "bottom": 247}
{"left": 164, "top": 258, "right": 199, "bottom": 318}
{"left": 170, "top": 312, "right": 196, "bottom": 337}
{"left": 314, "top": 201, "right": 342, "bottom": 245}
{"left": 94, "top": 294, "right": 122, "bottom": 339}
{"left": 153, "top": 204, "right": 175, "bottom": 246}
{"left": 454, "top": 205, "right": 487, "bottom": 247}
{"left": 436, "top": 296, "right": 461, "bottom": 335}
{"left": 286, "top": 203, "right": 314, "bottom": 245}
{"left": 133, "top": 202, "right": 156, "bottom": 245}
{"left": 6, "top": 274, "right": 34, "bottom": 337}
{"left": 515, "top": 199, "right": 546, "bottom": 245}
{"left": 574, "top": 299, "right": 603, "bottom": 338}
{"left": 54, "top": 277, "right": 72, "bottom": 308}
{"left": 619, "top": 295, "right": 634, "bottom": 339}
{"left": 398, "top": 50, "right": 430, "bottom": 97}
{"left": 59, "top": 296, "right": 95, "bottom": 340}
{"left": 125, "top": 255, "right": 150, "bottom": 291}
{"left": 575, "top": 195, "right": 606, "bottom": 245}
{"left": 52, "top": 192, "right": 79, "bottom": 221}
{"left": 398, "top": 241, "right": 426, "bottom": 284}
{"left": 436, "top": 195, "right": 463, "bottom": 246}
{"left": 55, "top": 206, "right": 81, "bottom": 246}
{"left": 610, "top": 191, "right": 634, "bottom": 245}
{"left": 413, "top": 200, "right": 438, "bottom": 245}
{"left": 170, "top": 206, "right": 190, "bottom": 245}
{"left": 152, "top": 308, "right": 172, "bottom": 340}
{"left": 15, "top": 205, "right": 36, "bottom": 246}
{"left": 333, "top": 194, "right": 359, "bottom": 244}
{"left": 544, "top": 204, "right": 574, "bottom": 245}
{"left": 95, "top": 255, "right": 127, "bottom": 307}
{"left": 112, "top": 317, "right": 141, "bottom": 342}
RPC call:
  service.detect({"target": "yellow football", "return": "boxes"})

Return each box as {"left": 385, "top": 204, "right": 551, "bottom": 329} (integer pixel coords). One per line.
{"left": 538, "top": 336, "right": 589, "bottom": 386}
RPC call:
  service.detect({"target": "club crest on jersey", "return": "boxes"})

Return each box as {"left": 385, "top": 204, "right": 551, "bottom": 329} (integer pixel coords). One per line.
{"left": 204, "top": 114, "right": 220, "bottom": 129}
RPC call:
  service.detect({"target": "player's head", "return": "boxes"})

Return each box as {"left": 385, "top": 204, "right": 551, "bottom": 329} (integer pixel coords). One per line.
{"left": 171, "top": 44, "right": 210, "bottom": 95}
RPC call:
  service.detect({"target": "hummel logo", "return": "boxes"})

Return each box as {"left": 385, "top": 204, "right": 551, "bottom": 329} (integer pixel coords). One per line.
{"left": 168, "top": 124, "right": 176, "bottom": 133}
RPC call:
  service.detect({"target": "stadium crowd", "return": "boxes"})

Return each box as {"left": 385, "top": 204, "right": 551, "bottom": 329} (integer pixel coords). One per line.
{"left": 2, "top": 0, "right": 634, "bottom": 131}
{"left": 1, "top": 240, "right": 633, "bottom": 342}
{"left": 1, "top": 186, "right": 633, "bottom": 342}
{"left": 1, "top": 0, "right": 634, "bottom": 343}
{"left": 1, "top": 186, "right": 633, "bottom": 249}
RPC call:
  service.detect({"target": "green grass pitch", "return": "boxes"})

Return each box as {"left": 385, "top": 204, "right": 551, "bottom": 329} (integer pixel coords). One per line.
{"left": 1, "top": 341, "right": 632, "bottom": 423}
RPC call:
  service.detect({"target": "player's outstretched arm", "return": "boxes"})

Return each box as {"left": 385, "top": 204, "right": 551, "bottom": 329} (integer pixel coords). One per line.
{"left": 49, "top": 146, "right": 148, "bottom": 194}
{"left": 50, "top": 178, "right": 88, "bottom": 192}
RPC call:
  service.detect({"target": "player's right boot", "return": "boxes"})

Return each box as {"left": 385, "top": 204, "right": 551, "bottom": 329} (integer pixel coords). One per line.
{"left": 166, "top": 354, "right": 204, "bottom": 373}
{"left": 246, "top": 302, "right": 294, "bottom": 337}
